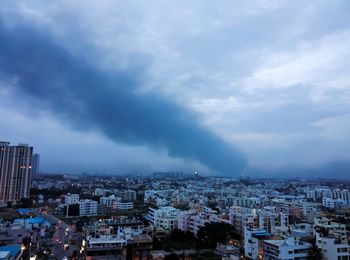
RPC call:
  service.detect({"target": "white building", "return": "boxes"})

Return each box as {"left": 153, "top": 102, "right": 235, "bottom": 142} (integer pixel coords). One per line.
{"left": 263, "top": 237, "right": 311, "bottom": 260}
{"left": 244, "top": 228, "right": 271, "bottom": 259}
{"left": 156, "top": 197, "right": 169, "bottom": 207}
{"left": 257, "top": 211, "right": 289, "bottom": 234}
{"left": 332, "top": 189, "right": 350, "bottom": 204}
{"left": 94, "top": 188, "right": 105, "bottom": 196}
{"left": 290, "top": 223, "right": 313, "bottom": 238}
{"left": 115, "top": 202, "right": 134, "bottom": 210}
{"left": 315, "top": 232, "right": 350, "bottom": 260}
{"left": 121, "top": 190, "right": 137, "bottom": 202}
{"left": 189, "top": 208, "right": 221, "bottom": 236}
{"left": 322, "top": 197, "right": 346, "bottom": 209}
{"left": 63, "top": 193, "right": 80, "bottom": 205}
{"left": 229, "top": 206, "right": 289, "bottom": 235}
{"left": 232, "top": 197, "right": 260, "bottom": 207}
{"left": 177, "top": 207, "right": 223, "bottom": 236}
{"left": 80, "top": 199, "right": 98, "bottom": 216}
{"left": 100, "top": 195, "right": 121, "bottom": 208}
{"left": 178, "top": 209, "right": 197, "bottom": 232}
{"left": 147, "top": 207, "right": 179, "bottom": 231}
{"left": 314, "top": 217, "right": 350, "bottom": 260}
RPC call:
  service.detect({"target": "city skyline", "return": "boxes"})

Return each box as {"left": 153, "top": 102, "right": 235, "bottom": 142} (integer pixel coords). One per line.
{"left": 1, "top": 1, "right": 350, "bottom": 177}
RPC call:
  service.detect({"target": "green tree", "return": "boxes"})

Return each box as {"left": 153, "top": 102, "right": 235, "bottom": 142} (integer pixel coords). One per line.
{"left": 309, "top": 243, "right": 322, "bottom": 259}
{"left": 164, "top": 253, "right": 179, "bottom": 260}
{"left": 196, "top": 222, "right": 241, "bottom": 248}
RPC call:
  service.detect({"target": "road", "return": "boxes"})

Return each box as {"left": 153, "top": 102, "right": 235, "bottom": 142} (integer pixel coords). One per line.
{"left": 37, "top": 211, "right": 81, "bottom": 260}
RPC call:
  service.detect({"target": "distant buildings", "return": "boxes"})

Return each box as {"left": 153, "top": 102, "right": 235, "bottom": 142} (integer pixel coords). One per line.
{"left": 153, "top": 172, "right": 184, "bottom": 179}
{"left": 0, "top": 142, "right": 33, "bottom": 204}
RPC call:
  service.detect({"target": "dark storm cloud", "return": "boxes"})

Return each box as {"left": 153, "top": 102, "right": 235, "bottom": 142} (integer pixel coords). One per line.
{"left": 0, "top": 22, "right": 245, "bottom": 175}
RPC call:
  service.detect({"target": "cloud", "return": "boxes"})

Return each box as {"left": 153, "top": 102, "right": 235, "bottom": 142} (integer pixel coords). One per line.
{"left": 0, "top": 0, "right": 350, "bottom": 175}
{"left": 0, "top": 21, "right": 245, "bottom": 175}
{"left": 240, "top": 30, "right": 350, "bottom": 91}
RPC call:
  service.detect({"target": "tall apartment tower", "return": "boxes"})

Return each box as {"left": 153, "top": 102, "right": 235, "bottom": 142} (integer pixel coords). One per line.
{"left": 32, "top": 153, "right": 40, "bottom": 180}
{"left": 0, "top": 142, "right": 33, "bottom": 203}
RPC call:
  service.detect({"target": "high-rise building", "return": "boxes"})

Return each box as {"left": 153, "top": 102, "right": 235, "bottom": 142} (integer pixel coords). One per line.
{"left": 0, "top": 142, "right": 33, "bottom": 203}
{"left": 31, "top": 153, "right": 40, "bottom": 180}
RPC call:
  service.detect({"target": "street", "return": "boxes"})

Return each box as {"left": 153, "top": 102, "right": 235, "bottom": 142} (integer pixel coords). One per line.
{"left": 37, "top": 210, "right": 82, "bottom": 260}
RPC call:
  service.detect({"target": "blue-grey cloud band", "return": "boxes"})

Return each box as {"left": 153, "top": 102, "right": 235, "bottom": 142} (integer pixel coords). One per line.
{"left": 0, "top": 22, "right": 246, "bottom": 175}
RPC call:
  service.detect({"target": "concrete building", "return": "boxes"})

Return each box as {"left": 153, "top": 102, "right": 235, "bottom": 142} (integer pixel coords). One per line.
{"left": 147, "top": 207, "right": 179, "bottom": 231}
{"left": 116, "top": 202, "right": 134, "bottom": 210}
{"left": 85, "top": 234, "right": 127, "bottom": 259}
{"left": 0, "top": 142, "right": 33, "bottom": 203}
{"left": 94, "top": 188, "right": 105, "bottom": 196}
{"left": 263, "top": 237, "right": 311, "bottom": 260}
{"left": 79, "top": 199, "right": 98, "bottom": 216}
{"left": 177, "top": 209, "right": 197, "bottom": 232}
{"left": 100, "top": 195, "right": 120, "bottom": 208}
{"left": 314, "top": 217, "right": 350, "bottom": 260}
{"left": 244, "top": 228, "right": 271, "bottom": 259}
{"left": 322, "top": 197, "right": 346, "bottom": 209}
{"left": 188, "top": 208, "right": 220, "bottom": 236}
{"left": 229, "top": 207, "right": 289, "bottom": 235}
{"left": 62, "top": 193, "right": 80, "bottom": 205}
{"left": 332, "top": 189, "right": 350, "bottom": 204}
{"left": 121, "top": 190, "right": 137, "bottom": 202}
{"left": 177, "top": 207, "right": 223, "bottom": 236}
{"left": 258, "top": 211, "right": 289, "bottom": 234}
{"left": 31, "top": 153, "right": 40, "bottom": 180}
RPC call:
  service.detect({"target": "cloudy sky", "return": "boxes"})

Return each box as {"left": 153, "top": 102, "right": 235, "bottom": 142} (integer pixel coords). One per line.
{"left": 0, "top": 1, "right": 349, "bottom": 177}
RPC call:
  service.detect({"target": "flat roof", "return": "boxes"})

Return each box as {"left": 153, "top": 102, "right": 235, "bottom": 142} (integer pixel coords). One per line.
{"left": 0, "top": 245, "right": 21, "bottom": 258}
{"left": 252, "top": 232, "right": 271, "bottom": 237}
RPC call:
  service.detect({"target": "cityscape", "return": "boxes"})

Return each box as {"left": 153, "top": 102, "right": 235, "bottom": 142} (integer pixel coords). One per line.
{"left": 0, "top": 142, "right": 350, "bottom": 259}
{"left": 1, "top": 1, "right": 350, "bottom": 260}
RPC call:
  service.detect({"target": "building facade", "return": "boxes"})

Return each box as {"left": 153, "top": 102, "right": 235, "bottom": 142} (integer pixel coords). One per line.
{"left": 0, "top": 142, "right": 33, "bottom": 203}
{"left": 31, "top": 153, "right": 40, "bottom": 180}
{"left": 263, "top": 237, "right": 311, "bottom": 260}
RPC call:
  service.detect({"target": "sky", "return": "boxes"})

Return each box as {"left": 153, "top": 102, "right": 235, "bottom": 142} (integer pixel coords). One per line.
{"left": 0, "top": 1, "right": 350, "bottom": 177}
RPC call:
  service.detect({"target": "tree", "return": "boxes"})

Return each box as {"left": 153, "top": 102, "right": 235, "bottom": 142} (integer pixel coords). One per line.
{"left": 168, "top": 229, "right": 194, "bottom": 241}
{"left": 164, "top": 253, "right": 179, "bottom": 260}
{"left": 309, "top": 242, "right": 322, "bottom": 259}
{"left": 152, "top": 237, "right": 163, "bottom": 250}
{"left": 196, "top": 222, "right": 241, "bottom": 248}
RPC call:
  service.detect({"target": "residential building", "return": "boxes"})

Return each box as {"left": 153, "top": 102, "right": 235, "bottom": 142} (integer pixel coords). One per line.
{"left": 116, "top": 202, "right": 134, "bottom": 210}
{"left": 322, "top": 197, "right": 346, "bottom": 209}
{"left": 0, "top": 142, "right": 33, "bottom": 203}
{"left": 79, "top": 199, "right": 98, "bottom": 216}
{"left": 244, "top": 228, "right": 271, "bottom": 259}
{"left": 263, "top": 237, "right": 311, "bottom": 260}
{"left": 100, "top": 195, "right": 120, "bottom": 208}
{"left": 314, "top": 217, "right": 350, "bottom": 260}
{"left": 147, "top": 207, "right": 179, "bottom": 231}
{"left": 121, "top": 190, "right": 137, "bottom": 202}
{"left": 62, "top": 193, "right": 80, "bottom": 205}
